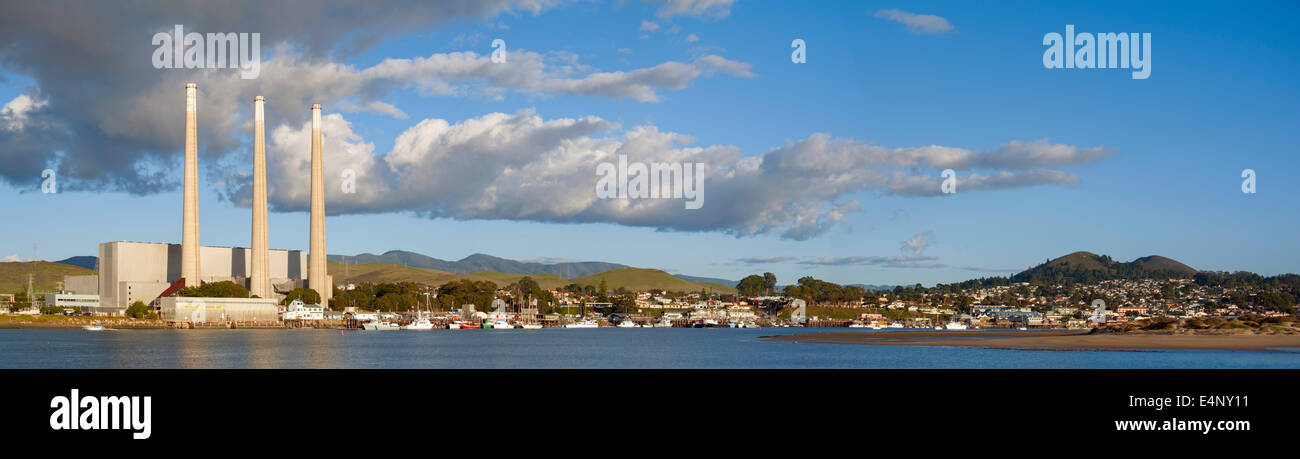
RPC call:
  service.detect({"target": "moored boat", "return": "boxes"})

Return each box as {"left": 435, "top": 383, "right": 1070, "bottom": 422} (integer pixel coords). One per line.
{"left": 402, "top": 317, "right": 435, "bottom": 330}
{"left": 363, "top": 320, "right": 401, "bottom": 331}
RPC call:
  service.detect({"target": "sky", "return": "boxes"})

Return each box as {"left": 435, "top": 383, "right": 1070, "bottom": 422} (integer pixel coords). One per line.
{"left": 0, "top": 0, "right": 1296, "bottom": 287}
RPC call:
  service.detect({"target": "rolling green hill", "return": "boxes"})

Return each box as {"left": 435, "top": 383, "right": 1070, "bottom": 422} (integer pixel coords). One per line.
{"left": 0, "top": 261, "right": 95, "bottom": 294}
{"left": 327, "top": 262, "right": 568, "bottom": 290}
{"left": 1011, "top": 251, "right": 1197, "bottom": 284}
{"left": 571, "top": 267, "right": 737, "bottom": 294}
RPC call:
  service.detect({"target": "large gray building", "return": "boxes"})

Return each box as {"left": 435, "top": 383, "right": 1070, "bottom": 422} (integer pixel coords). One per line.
{"left": 97, "top": 241, "right": 308, "bottom": 312}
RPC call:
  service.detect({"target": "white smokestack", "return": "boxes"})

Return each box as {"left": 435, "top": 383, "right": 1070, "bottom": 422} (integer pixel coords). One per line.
{"left": 308, "top": 103, "right": 329, "bottom": 308}
{"left": 181, "top": 83, "right": 201, "bottom": 287}
{"left": 250, "top": 95, "right": 269, "bottom": 299}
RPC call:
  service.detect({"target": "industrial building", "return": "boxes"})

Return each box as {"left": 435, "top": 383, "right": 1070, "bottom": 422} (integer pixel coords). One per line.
{"left": 44, "top": 293, "right": 103, "bottom": 314}
{"left": 97, "top": 241, "right": 307, "bottom": 312}
{"left": 158, "top": 296, "right": 280, "bottom": 322}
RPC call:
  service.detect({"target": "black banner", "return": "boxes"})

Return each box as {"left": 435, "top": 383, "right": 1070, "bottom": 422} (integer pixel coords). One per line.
{"left": 0, "top": 369, "right": 1293, "bottom": 450}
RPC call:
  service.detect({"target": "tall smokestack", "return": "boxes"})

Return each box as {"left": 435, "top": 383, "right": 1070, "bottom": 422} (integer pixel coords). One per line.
{"left": 181, "top": 83, "right": 201, "bottom": 287}
{"left": 250, "top": 95, "right": 270, "bottom": 299}
{"left": 309, "top": 103, "right": 329, "bottom": 308}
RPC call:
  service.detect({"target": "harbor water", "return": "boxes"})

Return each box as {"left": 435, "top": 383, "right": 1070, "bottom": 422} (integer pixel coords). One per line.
{"left": 2, "top": 328, "right": 1298, "bottom": 369}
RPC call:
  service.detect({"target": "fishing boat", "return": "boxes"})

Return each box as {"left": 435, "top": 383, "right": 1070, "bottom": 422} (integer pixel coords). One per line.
{"left": 945, "top": 321, "right": 968, "bottom": 330}
{"left": 82, "top": 324, "right": 105, "bottom": 331}
{"left": 447, "top": 322, "right": 462, "bottom": 330}
{"left": 490, "top": 319, "right": 515, "bottom": 330}
{"left": 616, "top": 320, "right": 636, "bottom": 328}
{"left": 401, "top": 317, "right": 435, "bottom": 330}
{"left": 564, "top": 319, "right": 599, "bottom": 328}
{"left": 363, "top": 320, "right": 400, "bottom": 331}
{"left": 460, "top": 322, "right": 482, "bottom": 329}
{"left": 657, "top": 318, "right": 674, "bottom": 328}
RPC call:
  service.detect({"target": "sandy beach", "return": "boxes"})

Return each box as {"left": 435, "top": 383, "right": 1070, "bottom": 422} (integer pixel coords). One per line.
{"left": 765, "top": 330, "right": 1300, "bottom": 352}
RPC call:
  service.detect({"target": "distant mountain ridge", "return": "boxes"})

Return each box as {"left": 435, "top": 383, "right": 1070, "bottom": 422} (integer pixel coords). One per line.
{"left": 328, "top": 250, "right": 627, "bottom": 278}
{"left": 54, "top": 256, "right": 97, "bottom": 270}
{"left": 673, "top": 274, "right": 737, "bottom": 287}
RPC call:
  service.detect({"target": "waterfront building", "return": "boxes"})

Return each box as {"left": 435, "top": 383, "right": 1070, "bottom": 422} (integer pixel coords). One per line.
{"left": 281, "top": 299, "right": 325, "bottom": 320}
{"left": 44, "top": 293, "right": 104, "bottom": 315}
{"left": 158, "top": 296, "right": 279, "bottom": 323}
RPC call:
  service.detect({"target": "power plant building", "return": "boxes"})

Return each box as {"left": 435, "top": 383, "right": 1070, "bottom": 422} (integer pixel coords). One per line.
{"left": 97, "top": 241, "right": 306, "bottom": 312}
{"left": 81, "top": 84, "right": 331, "bottom": 322}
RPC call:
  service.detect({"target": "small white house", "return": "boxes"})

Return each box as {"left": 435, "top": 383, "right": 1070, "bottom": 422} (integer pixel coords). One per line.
{"left": 282, "top": 299, "right": 324, "bottom": 320}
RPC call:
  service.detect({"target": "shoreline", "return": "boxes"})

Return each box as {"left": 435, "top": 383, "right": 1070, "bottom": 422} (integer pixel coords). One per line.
{"left": 764, "top": 330, "right": 1300, "bottom": 352}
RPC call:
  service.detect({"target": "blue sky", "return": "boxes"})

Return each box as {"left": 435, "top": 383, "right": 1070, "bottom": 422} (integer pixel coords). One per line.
{"left": 0, "top": 0, "right": 1296, "bottom": 286}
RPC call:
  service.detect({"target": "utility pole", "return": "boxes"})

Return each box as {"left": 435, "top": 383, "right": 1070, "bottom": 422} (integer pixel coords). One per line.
{"left": 28, "top": 274, "right": 34, "bottom": 310}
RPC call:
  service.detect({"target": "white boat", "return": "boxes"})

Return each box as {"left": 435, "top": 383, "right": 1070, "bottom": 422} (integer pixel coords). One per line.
{"left": 657, "top": 318, "right": 674, "bottom": 328}
{"left": 564, "top": 319, "right": 600, "bottom": 329}
{"left": 888, "top": 323, "right": 904, "bottom": 328}
{"left": 933, "top": 326, "right": 943, "bottom": 330}
{"left": 402, "top": 318, "right": 435, "bottom": 330}
{"left": 82, "top": 324, "right": 105, "bottom": 331}
{"left": 616, "top": 320, "right": 636, "bottom": 328}
{"left": 520, "top": 323, "right": 543, "bottom": 330}
{"left": 447, "top": 322, "right": 462, "bottom": 330}
{"left": 848, "top": 323, "right": 867, "bottom": 328}
{"left": 1018, "top": 326, "right": 1028, "bottom": 331}
{"left": 490, "top": 319, "right": 515, "bottom": 330}
{"left": 363, "top": 321, "right": 400, "bottom": 331}
{"left": 945, "top": 322, "right": 968, "bottom": 330}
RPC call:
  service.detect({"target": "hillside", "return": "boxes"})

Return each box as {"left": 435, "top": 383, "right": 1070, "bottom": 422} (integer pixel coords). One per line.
{"left": 571, "top": 267, "right": 737, "bottom": 294}
{"left": 327, "top": 262, "right": 568, "bottom": 290}
{"left": 0, "top": 261, "right": 95, "bottom": 294}
{"left": 1011, "top": 251, "right": 1197, "bottom": 284}
{"left": 1130, "top": 255, "right": 1196, "bottom": 275}
{"left": 328, "top": 250, "right": 626, "bottom": 277}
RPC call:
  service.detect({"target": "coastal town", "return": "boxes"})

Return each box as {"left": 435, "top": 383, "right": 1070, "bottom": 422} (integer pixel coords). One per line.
{"left": 3, "top": 253, "right": 1296, "bottom": 333}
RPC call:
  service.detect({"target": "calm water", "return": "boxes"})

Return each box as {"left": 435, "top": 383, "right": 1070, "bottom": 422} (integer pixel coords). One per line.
{"left": 1, "top": 328, "right": 1298, "bottom": 369}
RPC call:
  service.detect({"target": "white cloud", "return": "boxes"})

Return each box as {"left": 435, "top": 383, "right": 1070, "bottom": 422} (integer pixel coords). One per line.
{"left": 902, "top": 231, "right": 933, "bottom": 255}
{"left": 873, "top": 8, "right": 954, "bottom": 34}
{"left": 640, "top": 20, "right": 660, "bottom": 32}
{"left": 650, "top": 0, "right": 736, "bottom": 19}
{"left": 1, "top": 94, "right": 48, "bottom": 131}
{"left": 686, "top": 33, "right": 700, "bottom": 43}
{"left": 222, "top": 110, "right": 1111, "bottom": 240}
{"left": 799, "top": 255, "right": 945, "bottom": 269}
